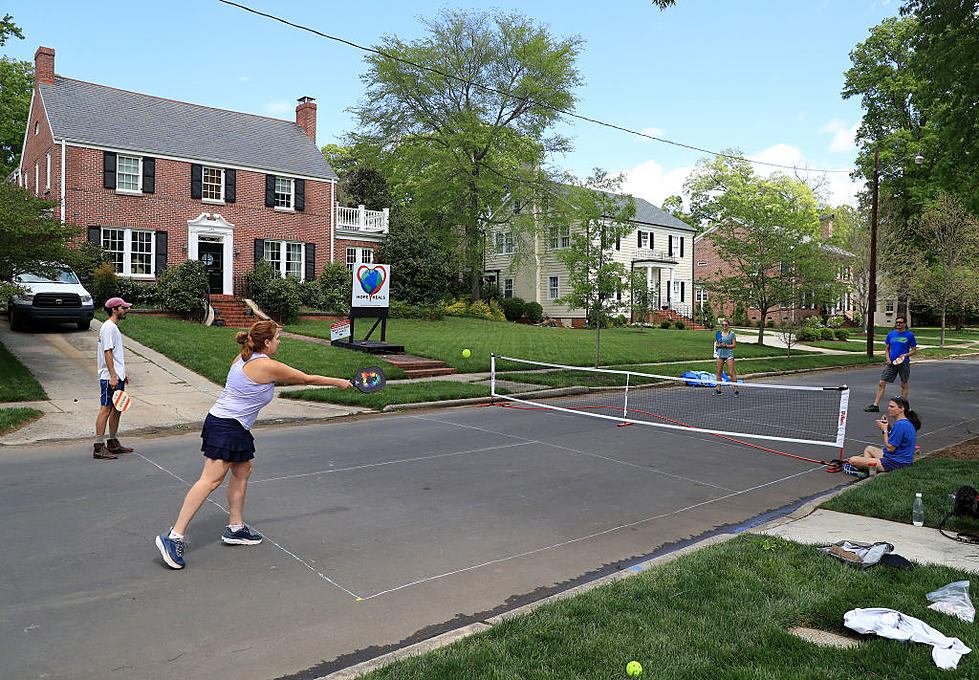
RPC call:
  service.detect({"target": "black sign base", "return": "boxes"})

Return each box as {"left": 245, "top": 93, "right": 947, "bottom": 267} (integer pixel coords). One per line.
{"left": 331, "top": 339, "right": 404, "bottom": 354}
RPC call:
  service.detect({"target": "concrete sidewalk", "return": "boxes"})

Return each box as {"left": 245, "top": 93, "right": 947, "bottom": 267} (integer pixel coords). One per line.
{"left": 0, "top": 319, "right": 366, "bottom": 446}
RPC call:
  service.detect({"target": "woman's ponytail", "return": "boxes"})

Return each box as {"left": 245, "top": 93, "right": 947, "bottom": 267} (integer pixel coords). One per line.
{"left": 237, "top": 321, "right": 278, "bottom": 361}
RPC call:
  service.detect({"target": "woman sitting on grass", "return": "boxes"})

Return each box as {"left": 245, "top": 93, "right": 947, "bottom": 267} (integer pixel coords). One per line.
{"left": 846, "top": 396, "right": 920, "bottom": 475}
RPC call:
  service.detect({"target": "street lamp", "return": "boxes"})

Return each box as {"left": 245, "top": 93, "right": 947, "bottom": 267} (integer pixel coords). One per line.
{"left": 865, "top": 148, "right": 924, "bottom": 357}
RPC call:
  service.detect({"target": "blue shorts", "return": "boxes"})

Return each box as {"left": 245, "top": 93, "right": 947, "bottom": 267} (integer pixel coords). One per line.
{"left": 881, "top": 457, "right": 911, "bottom": 473}
{"left": 99, "top": 379, "right": 122, "bottom": 407}
{"left": 715, "top": 349, "right": 734, "bottom": 360}
{"left": 201, "top": 413, "right": 255, "bottom": 463}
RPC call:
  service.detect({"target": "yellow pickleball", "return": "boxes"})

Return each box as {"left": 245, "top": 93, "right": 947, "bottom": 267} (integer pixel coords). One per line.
{"left": 462, "top": 349, "right": 471, "bottom": 358}
{"left": 626, "top": 661, "right": 642, "bottom": 677}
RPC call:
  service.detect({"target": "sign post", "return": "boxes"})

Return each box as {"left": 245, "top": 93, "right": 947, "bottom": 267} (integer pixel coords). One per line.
{"left": 331, "top": 264, "right": 404, "bottom": 354}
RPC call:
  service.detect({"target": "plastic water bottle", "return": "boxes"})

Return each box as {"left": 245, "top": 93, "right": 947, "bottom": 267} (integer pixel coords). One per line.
{"left": 912, "top": 493, "right": 924, "bottom": 527}
{"left": 868, "top": 461, "right": 877, "bottom": 477}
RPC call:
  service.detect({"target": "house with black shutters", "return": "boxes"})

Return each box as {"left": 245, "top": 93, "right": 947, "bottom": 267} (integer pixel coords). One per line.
{"left": 15, "top": 46, "right": 388, "bottom": 305}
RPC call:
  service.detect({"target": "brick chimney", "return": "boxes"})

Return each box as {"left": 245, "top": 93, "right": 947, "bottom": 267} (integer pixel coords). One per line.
{"left": 35, "top": 46, "right": 55, "bottom": 84}
{"left": 296, "top": 96, "right": 316, "bottom": 141}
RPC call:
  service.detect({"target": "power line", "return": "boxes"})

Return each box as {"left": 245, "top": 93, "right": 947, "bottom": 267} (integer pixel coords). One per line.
{"left": 217, "top": 0, "right": 854, "bottom": 175}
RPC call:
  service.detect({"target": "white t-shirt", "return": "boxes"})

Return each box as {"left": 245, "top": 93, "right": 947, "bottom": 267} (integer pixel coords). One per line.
{"left": 97, "top": 319, "right": 126, "bottom": 381}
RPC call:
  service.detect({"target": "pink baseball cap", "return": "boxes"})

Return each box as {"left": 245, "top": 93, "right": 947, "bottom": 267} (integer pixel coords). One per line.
{"left": 104, "top": 297, "right": 133, "bottom": 310}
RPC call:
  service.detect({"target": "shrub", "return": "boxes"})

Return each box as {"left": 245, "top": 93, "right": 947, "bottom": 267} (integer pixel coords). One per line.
{"left": 797, "top": 327, "right": 819, "bottom": 342}
{"left": 614, "top": 314, "right": 628, "bottom": 327}
{"left": 389, "top": 301, "right": 445, "bottom": 320}
{"left": 660, "top": 320, "right": 672, "bottom": 329}
{"left": 500, "top": 297, "right": 526, "bottom": 322}
{"left": 244, "top": 259, "right": 280, "bottom": 302}
{"left": 445, "top": 300, "right": 468, "bottom": 316}
{"left": 835, "top": 328, "right": 850, "bottom": 341}
{"left": 115, "top": 277, "right": 157, "bottom": 308}
{"left": 487, "top": 299, "right": 506, "bottom": 321}
{"left": 827, "top": 315, "right": 844, "bottom": 328}
{"left": 766, "top": 318, "right": 775, "bottom": 328}
{"left": 674, "top": 320, "right": 686, "bottom": 330}
{"left": 156, "top": 259, "right": 208, "bottom": 319}
{"left": 732, "top": 302, "right": 747, "bottom": 326}
{"left": 819, "top": 327, "right": 835, "bottom": 340}
{"left": 260, "top": 276, "right": 302, "bottom": 324}
{"left": 318, "top": 262, "right": 351, "bottom": 314}
{"left": 89, "top": 263, "right": 118, "bottom": 309}
{"left": 524, "top": 301, "right": 544, "bottom": 324}
{"left": 297, "top": 279, "right": 327, "bottom": 310}
{"left": 803, "top": 315, "right": 822, "bottom": 329}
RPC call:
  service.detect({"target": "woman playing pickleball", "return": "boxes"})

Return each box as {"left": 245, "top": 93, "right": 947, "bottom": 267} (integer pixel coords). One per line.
{"left": 155, "top": 321, "right": 352, "bottom": 570}
{"left": 713, "top": 317, "right": 739, "bottom": 397}
{"left": 845, "top": 396, "right": 920, "bottom": 475}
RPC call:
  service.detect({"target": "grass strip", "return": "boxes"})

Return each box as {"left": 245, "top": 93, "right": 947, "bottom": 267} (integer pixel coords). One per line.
{"left": 358, "top": 534, "right": 975, "bottom": 680}
{"left": 0, "top": 341, "right": 47, "bottom": 402}
{"left": 800, "top": 340, "right": 874, "bottom": 352}
{"left": 285, "top": 317, "right": 813, "bottom": 373}
{"left": 820, "top": 457, "right": 979, "bottom": 531}
{"left": 100, "top": 313, "right": 405, "bottom": 384}
{"left": 0, "top": 407, "right": 43, "bottom": 435}
{"left": 281, "top": 381, "right": 491, "bottom": 409}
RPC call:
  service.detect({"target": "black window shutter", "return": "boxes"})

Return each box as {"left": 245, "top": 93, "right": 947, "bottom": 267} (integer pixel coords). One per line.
{"left": 649, "top": 232, "right": 654, "bottom": 250}
{"left": 615, "top": 237, "right": 620, "bottom": 251}
{"left": 225, "top": 169, "right": 236, "bottom": 203}
{"left": 295, "top": 179, "right": 305, "bottom": 211}
{"left": 103, "top": 151, "right": 116, "bottom": 189}
{"left": 265, "top": 175, "right": 275, "bottom": 207}
{"left": 681, "top": 281, "right": 685, "bottom": 302}
{"left": 637, "top": 232, "right": 642, "bottom": 249}
{"left": 304, "top": 242, "right": 316, "bottom": 280}
{"left": 668, "top": 236, "right": 674, "bottom": 256}
{"left": 155, "top": 231, "right": 168, "bottom": 275}
{"left": 87, "top": 226, "right": 101, "bottom": 243}
{"left": 191, "top": 164, "right": 202, "bottom": 199}
{"left": 142, "top": 157, "right": 155, "bottom": 194}
{"left": 680, "top": 237, "right": 685, "bottom": 258}
{"left": 254, "top": 238, "right": 265, "bottom": 264}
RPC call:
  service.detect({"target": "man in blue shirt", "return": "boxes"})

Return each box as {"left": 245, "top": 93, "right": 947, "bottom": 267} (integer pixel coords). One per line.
{"left": 864, "top": 316, "right": 917, "bottom": 412}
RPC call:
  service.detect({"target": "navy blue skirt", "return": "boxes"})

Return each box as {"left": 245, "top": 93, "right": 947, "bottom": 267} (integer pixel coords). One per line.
{"left": 201, "top": 413, "right": 255, "bottom": 462}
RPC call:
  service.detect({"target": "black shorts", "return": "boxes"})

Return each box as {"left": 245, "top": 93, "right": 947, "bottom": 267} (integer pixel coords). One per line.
{"left": 201, "top": 413, "right": 255, "bottom": 462}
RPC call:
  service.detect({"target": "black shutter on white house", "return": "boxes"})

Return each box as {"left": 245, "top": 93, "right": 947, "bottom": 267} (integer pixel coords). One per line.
{"left": 637, "top": 232, "right": 642, "bottom": 249}
{"left": 304, "top": 243, "right": 316, "bottom": 280}
{"left": 265, "top": 175, "right": 275, "bottom": 207}
{"left": 191, "top": 164, "right": 202, "bottom": 199}
{"left": 649, "top": 232, "right": 654, "bottom": 250}
{"left": 87, "top": 226, "right": 101, "bottom": 244}
{"left": 103, "top": 151, "right": 116, "bottom": 189}
{"left": 155, "top": 231, "right": 168, "bottom": 275}
{"left": 680, "top": 281, "right": 685, "bottom": 302}
{"left": 668, "top": 236, "right": 673, "bottom": 256}
{"left": 225, "top": 169, "right": 236, "bottom": 203}
{"left": 254, "top": 239, "right": 265, "bottom": 264}
{"left": 680, "top": 237, "right": 685, "bottom": 258}
{"left": 295, "top": 179, "right": 305, "bottom": 211}
{"left": 142, "top": 157, "right": 155, "bottom": 194}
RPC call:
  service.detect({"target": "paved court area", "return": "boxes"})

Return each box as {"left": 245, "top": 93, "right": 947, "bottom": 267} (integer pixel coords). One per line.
{"left": 1, "top": 359, "right": 977, "bottom": 680}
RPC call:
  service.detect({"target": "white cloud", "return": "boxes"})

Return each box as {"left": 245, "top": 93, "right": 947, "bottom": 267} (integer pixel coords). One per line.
{"left": 750, "top": 143, "right": 861, "bottom": 207}
{"left": 262, "top": 100, "right": 292, "bottom": 115}
{"left": 818, "top": 119, "right": 859, "bottom": 154}
{"left": 618, "top": 158, "right": 694, "bottom": 208}
{"left": 638, "top": 127, "right": 665, "bottom": 140}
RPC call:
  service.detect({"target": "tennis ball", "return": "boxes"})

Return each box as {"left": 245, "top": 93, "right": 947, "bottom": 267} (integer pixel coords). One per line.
{"left": 626, "top": 661, "right": 643, "bottom": 677}
{"left": 462, "top": 348, "right": 471, "bottom": 358}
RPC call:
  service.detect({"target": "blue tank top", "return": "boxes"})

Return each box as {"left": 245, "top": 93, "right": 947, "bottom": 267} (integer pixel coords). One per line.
{"left": 209, "top": 353, "right": 275, "bottom": 430}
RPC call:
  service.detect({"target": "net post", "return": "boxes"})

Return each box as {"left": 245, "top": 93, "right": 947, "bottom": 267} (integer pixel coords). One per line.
{"left": 490, "top": 353, "right": 496, "bottom": 405}
{"left": 835, "top": 387, "right": 850, "bottom": 450}
{"left": 621, "top": 372, "right": 631, "bottom": 422}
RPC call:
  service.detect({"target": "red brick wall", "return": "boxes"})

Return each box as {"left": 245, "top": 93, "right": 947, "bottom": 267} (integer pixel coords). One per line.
{"left": 20, "top": 88, "right": 60, "bottom": 203}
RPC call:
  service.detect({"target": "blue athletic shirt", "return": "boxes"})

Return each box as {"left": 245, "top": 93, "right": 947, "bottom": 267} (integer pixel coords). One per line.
{"left": 885, "top": 329, "right": 916, "bottom": 362}
{"left": 884, "top": 418, "right": 916, "bottom": 467}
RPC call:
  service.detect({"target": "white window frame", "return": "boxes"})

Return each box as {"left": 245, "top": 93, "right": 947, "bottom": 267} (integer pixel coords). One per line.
{"left": 503, "top": 278, "right": 514, "bottom": 299}
{"left": 274, "top": 177, "right": 294, "bottom": 211}
{"left": 115, "top": 155, "right": 142, "bottom": 194}
{"left": 35, "top": 161, "right": 39, "bottom": 195}
{"left": 101, "top": 227, "right": 156, "bottom": 278}
{"left": 495, "top": 231, "right": 514, "bottom": 255}
{"left": 45, "top": 153, "right": 51, "bottom": 192}
{"left": 345, "top": 246, "right": 374, "bottom": 274}
{"left": 696, "top": 288, "right": 709, "bottom": 304}
{"left": 264, "top": 239, "right": 306, "bottom": 279}
{"left": 547, "top": 275, "right": 560, "bottom": 300}
{"left": 697, "top": 261, "right": 707, "bottom": 267}
{"left": 548, "top": 225, "right": 570, "bottom": 250}
{"left": 885, "top": 300, "right": 895, "bottom": 313}
{"left": 34, "top": 121, "right": 39, "bottom": 136}
{"left": 638, "top": 231, "right": 650, "bottom": 249}
{"left": 202, "top": 166, "right": 225, "bottom": 204}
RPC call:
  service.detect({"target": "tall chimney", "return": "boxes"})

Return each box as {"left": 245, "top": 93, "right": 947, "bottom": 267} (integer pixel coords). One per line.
{"left": 35, "top": 46, "right": 55, "bottom": 85}
{"left": 296, "top": 96, "right": 316, "bottom": 142}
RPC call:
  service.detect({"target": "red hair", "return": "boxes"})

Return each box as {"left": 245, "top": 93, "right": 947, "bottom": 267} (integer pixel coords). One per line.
{"left": 235, "top": 321, "right": 279, "bottom": 360}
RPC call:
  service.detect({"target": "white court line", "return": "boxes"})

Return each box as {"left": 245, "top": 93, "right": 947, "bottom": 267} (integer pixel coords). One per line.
{"left": 136, "top": 452, "right": 364, "bottom": 601}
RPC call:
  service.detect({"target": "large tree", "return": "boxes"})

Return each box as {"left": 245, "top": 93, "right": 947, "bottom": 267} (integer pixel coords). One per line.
{"left": 0, "top": 14, "right": 31, "bottom": 179}
{"left": 350, "top": 9, "right": 583, "bottom": 300}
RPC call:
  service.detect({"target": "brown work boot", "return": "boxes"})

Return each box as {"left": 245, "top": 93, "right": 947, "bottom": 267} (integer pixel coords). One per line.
{"left": 93, "top": 443, "right": 118, "bottom": 460}
{"left": 106, "top": 438, "right": 133, "bottom": 454}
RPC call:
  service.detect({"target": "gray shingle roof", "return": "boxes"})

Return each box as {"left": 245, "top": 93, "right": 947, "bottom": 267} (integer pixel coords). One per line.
{"left": 629, "top": 195, "right": 696, "bottom": 232}
{"left": 39, "top": 77, "right": 337, "bottom": 180}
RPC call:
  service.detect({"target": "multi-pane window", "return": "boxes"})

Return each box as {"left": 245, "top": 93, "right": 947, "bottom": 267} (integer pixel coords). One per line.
{"left": 264, "top": 240, "right": 305, "bottom": 279}
{"left": 274, "top": 177, "right": 293, "bottom": 209}
{"left": 638, "top": 231, "right": 649, "bottom": 249}
{"left": 494, "top": 231, "right": 514, "bottom": 255}
{"left": 345, "top": 246, "right": 374, "bottom": 274}
{"left": 504, "top": 278, "right": 514, "bottom": 299}
{"left": 548, "top": 226, "right": 570, "bottom": 250}
{"left": 101, "top": 227, "right": 154, "bottom": 276}
{"left": 885, "top": 300, "right": 895, "bottom": 313}
{"left": 547, "top": 275, "right": 559, "bottom": 300}
{"left": 202, "top": 167, "right": 223, "bottom": 201}
{"left": 696, "top": 288, "right": 709, "bottom": 304}
{"left": 116, "top": 156, "right": 141, "bottom": 192}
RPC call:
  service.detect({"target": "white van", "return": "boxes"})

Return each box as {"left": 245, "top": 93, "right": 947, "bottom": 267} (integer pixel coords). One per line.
{"left": 8, "top": 265, "right": 95, "bottom": 331}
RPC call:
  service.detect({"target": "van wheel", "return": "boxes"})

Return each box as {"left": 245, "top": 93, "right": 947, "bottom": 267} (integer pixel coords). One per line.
{"left": 77, "top": 319, "right": 91, "bottom": 331}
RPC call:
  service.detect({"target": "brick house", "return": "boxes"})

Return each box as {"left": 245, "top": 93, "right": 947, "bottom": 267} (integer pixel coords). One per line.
{"left": 693, "top": 215, "right": 856, "bottom": 326}
{"left": 15, "top": 46, "right": 387, "bottom": 307}
{"left": 484, "top": 193, "right": 696, "bottom": 326}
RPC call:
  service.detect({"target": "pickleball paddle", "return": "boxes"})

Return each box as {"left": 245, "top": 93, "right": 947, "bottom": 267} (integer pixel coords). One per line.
{"left": 352, "top": 366, "right": 386, "bottom": 393}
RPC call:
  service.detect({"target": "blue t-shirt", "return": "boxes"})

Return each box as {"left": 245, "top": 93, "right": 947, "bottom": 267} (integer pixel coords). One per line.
{"left": 885, "top": 329, "right": 916, "bottom": 362}
{"left": 884, "top": 418, "right": 916, "bottom": 467}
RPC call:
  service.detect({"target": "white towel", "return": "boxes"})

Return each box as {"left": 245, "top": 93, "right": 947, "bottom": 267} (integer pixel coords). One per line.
{"left": 844, "top": 607, "right": 971, "bottom": 670}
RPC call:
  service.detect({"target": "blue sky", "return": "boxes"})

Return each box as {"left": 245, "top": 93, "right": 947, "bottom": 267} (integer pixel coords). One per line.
{"left": 4, "top": 0, "right": 902, "bottom": 207}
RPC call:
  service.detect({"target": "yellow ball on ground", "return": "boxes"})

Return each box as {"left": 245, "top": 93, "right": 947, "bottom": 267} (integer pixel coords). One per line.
{"left": 626, "top": 661, "right": 643, "bottom": 677}
{"left": 462, "top": 348, "right": 471, "bottom": 358}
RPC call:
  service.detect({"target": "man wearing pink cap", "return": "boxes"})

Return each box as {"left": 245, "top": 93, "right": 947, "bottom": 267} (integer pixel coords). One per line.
{"left": 94, "top": 297, "right": 134, "bottom": 459}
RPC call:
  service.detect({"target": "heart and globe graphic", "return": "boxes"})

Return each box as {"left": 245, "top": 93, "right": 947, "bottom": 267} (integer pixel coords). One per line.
{"left": 357, "top": 265, "right": 386, "bottom": 298}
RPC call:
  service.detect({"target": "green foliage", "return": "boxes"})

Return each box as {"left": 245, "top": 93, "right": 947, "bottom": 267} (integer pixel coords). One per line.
{"left": 388, "top": 301, "right": 445, "bottom": 320}
{"left": 766, "top": 318, "right": 774, "bottom": 328}
{"left": 89, "top": 263, "right": 118, "bottom": 309}
{"left": 797, "top": 327, "right": 819, "bottom": 342}
{"left": 70, "top": 240, "right": 113, "bottom": 280}
{"left": 244, "top": 259, "right": 280, "bottom": 303}
{"left": 464, "top": 299, "right": 506, "bottom": 322}
{"left": 819, "top": 327, "right": 836, "bottom": 340}
{"left": 674, "top": 319, "right": 686, "bottom": 330}
{"left": 445, "top": 300, "right": 468, "bottom": 316}
{"left": 260, "top": 277, "right": 302, "bottom": 324}
{"left": 0, "top": 56, "right": 32, "bottom": 178}
{"left": 156, "top": 259, "right": 208, "bottom": 319}
{"left": 114, "top": 277, "right": 157, "bottom": 308}
{"left": 500, "top": 297, "right": 526, "bottom": 322}
{"left": 660, "top": 319, "right": 672, "bottom": 329}
{"left": 297, "top": 279, "right": 327, "bottom": 310}
{"left": 826, "top": 315, "right": 844, "bottom": 328}
{"left": 318, "top": 262, "right": 351, "bottom": 314}
{"left": 524, "top": 301, "right": 543, "bottom": 324}
{"left": 345, "top": 166, "right": 392, "bottom": 211}
{"left": 376, "top": 205, "right": 453, "bottom": 305}
{"left": 0, "top": 13, "right": 25, "bottom": 46}
{"left": 731, "top": 301, "right": 747, "bottom": 326}
{"left": 834, "top": 328, "right": 851, "bottom": 340}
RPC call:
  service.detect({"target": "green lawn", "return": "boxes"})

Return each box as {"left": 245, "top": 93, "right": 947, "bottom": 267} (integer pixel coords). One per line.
{"left": 282, "top": 381, "right": 494, "bottom": 409}
{"left": 356, "top": 533, "right": 975, "bottom": 680}
{"left": 799, "top": 340, "right": 875, "bottom": 352}
{"left": 102, "top": 314, "right": 405, "bottom": 384}
{"left": 0, "top": 407, "right": 43, "bottom": 435}
{"left": 0, "top": 340, "right": 47, "bottom": 402}
{"left": 285, "top": 318, "right": 813, "bottom": 372}
{"left": 821, "top": 457, "right": 979, "bottom": 531}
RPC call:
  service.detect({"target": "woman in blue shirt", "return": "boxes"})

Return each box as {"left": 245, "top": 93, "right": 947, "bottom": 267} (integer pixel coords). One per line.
{"left": 847, "top": 396, "right": 920, "bottom": 475}
{"left": 713, "top": 317, "right": 739, "bottom": 397}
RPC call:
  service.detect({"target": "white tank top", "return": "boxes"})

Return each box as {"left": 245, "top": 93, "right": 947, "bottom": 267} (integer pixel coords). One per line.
{"left": 208, "top": 353, "right": 275, "bottom": 430}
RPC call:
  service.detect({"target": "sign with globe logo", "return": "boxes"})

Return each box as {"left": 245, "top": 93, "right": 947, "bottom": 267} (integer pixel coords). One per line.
{"left": 351, "top": 264, "right": 391, "bottom": 308}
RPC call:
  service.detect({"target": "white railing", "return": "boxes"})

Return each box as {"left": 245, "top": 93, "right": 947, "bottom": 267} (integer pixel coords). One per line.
{"left": 336, "top": 204, "right": 389, "bottom": 234}
{"left": 636, "top": 248, "right": 678, "bottom": 264}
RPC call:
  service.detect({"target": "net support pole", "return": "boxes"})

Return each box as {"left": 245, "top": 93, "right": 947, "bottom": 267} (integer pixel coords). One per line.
{"left": 490, "top": 353, "right": 496, "bottom": 405}
{"left": 622, "top": 372, "right": 631, "bottom": 421}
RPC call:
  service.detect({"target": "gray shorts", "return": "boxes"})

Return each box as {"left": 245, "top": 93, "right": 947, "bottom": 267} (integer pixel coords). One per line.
{"left": 880, "top": 362, "right": 910, "bottom": 384}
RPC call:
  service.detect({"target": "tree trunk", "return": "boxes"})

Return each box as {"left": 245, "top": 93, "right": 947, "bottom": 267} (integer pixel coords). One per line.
{"left": 468, "top": 173, "right": 481, "bottom": 302}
